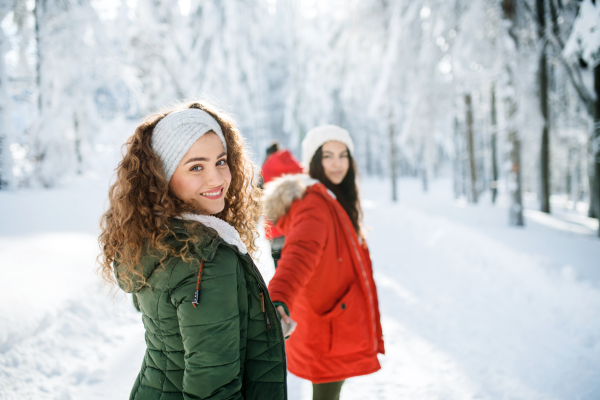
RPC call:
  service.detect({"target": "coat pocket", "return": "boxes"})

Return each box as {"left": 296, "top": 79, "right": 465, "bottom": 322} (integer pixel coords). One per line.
{"left": 324, "top": 284, "right": 370, "bottom": 356}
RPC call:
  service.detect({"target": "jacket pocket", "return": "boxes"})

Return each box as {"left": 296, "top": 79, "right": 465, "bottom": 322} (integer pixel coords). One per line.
{"left": 324, "top": 284, "right": 370, "bottom": 356}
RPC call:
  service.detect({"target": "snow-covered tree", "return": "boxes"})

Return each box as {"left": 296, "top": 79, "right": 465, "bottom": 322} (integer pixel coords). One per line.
{"left": 28, "top": 0, "right": 137, "bottom": 186}
{"left": 0, "top": 1, "right": 13, "bottom": 190}
{"left": 0, "top": 0, "right": 597, "bottom": 233}
{"left": 563, "top": 0, "right": 600, "bottom": 234}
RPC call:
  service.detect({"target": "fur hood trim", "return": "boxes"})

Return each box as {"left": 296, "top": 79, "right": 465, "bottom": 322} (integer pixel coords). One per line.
{"left": 263, "top": 174, "right": 320, "bottom": 224}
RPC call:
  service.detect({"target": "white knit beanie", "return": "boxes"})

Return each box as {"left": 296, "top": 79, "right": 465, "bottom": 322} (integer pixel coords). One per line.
{"left": 302, "top": 125, "right": 355, "bottom": 167}
{"left": 151, "top": 108, "right": 227, "bottom": 182}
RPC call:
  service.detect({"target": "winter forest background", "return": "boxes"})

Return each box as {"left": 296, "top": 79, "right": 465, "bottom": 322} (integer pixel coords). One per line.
{"left": 0, "top": 0, "right": 599, "bottom": 232}
{"left": 2, "top": 1, "right": 600, "bottom": 399}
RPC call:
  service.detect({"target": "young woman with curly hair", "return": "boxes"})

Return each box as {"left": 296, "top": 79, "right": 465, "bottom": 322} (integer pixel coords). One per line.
{"left": 98, "top": 101, "right": 287, "bottom": 400}
{"left": 263, "top": 125, "right": 385, "bottom": 400}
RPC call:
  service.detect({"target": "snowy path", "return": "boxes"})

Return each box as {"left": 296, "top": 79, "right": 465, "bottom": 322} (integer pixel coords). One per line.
{"left": 339, "top": 179, "right": 600, "bottom": 400}
{"left": 1, "top": 178, "right": 599, "bottom": 399}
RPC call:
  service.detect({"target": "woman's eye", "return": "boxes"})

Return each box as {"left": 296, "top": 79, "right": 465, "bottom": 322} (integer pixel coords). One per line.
{"left": 217, "top": 159, "right": 227, "bottom": 166}
{"left": 190, "top": 165, "right": 203, "bottom": 171}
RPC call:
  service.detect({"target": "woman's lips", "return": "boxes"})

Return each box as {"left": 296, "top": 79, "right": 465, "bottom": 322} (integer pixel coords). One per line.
{"left": 199, "top": 187, "right": 224, "bottom": 199}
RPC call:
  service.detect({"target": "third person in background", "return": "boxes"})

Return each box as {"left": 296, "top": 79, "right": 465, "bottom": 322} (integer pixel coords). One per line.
{"left": 260, "top": 141, "right": 303, "bottom": 267}
{"left": 263, "top": 125, "right": 385, "bottom": 400}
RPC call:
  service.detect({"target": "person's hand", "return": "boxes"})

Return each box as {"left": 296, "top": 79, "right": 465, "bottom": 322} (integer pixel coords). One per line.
{"left": 276, "top": 306, "right": 297, "bottom": 337}
{"left": 276, "top": 306, "right": 291, "bottom": 324}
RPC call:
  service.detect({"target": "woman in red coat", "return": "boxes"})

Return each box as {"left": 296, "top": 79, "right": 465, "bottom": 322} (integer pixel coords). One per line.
{"left": 263, "top": 125, "right": 385, "bottom": 400}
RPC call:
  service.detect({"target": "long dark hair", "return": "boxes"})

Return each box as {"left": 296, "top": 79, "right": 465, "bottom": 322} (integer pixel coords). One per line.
{"left": 309, "top": 145, "right": 362, "bottom": 235}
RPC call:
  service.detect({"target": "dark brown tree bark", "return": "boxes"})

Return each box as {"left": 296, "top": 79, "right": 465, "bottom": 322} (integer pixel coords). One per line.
{"left": 591, "top": 64, "right": 600, "bottom": 236}
{"left": 537, "top": 0, "right": 551, "bottom": 213}
{"left": 491, "top": 84, "right": 499, "bottom": 203}
{"left": 465, "top": 94, "right": 477, "bottom": 203}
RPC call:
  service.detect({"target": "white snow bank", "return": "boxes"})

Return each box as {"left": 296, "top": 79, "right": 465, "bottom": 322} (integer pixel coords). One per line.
{"left": 0, "top": 232, "right": 144, "bottom": 400}
{"left": 0, "top": 179, "right": 145, "bottom": 399}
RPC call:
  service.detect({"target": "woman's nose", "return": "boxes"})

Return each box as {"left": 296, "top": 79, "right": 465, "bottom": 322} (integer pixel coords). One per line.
{"left": 206, "top": 166, "right": 225, "bottom": 186}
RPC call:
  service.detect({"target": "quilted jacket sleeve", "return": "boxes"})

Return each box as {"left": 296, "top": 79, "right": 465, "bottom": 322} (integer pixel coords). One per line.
{"left": 169, "top": 248, "right": 243, "bottom": 400}
{"left": 268, "top": 192, "right": 330, "bottom": 314}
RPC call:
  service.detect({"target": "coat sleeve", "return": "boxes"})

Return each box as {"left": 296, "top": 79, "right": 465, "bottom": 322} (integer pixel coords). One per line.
{"left": 268, "top": 193, "right": 330, "bottom": 314}
{"left": 169, "top": 253, "right": 243, "bottom": 400}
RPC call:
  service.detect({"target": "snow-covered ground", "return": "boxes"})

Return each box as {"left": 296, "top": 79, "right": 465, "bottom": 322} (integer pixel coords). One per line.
{"left": 1, "top": 177, "right": 599, "bottom": 399}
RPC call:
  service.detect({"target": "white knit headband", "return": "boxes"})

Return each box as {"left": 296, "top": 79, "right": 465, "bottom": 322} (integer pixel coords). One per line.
{"left": 151, "top": 108, "right": 227, "bottom": 182}
{"left": 302, "top": 125, "right": 355, "bottom": 167}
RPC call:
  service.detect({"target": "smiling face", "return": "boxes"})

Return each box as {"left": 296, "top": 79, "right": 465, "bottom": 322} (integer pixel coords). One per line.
{"left": 169, "top": 132, "right": 231, "bottom": 215}
{"left": 321, "top": 140, "right": 350, "bottom": 185}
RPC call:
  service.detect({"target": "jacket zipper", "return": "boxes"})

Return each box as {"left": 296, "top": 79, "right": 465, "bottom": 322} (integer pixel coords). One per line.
{"left": 244, "top": 252, "right": 286, "bottom": 400}
{"left": 259, "top": 286, "right": 272, "bottom": 330}
{"left": 207, "top": 242, "right": 273, "bottom": 331}
{"left": 198, "top": 236, "right": 288, "bottom": 399}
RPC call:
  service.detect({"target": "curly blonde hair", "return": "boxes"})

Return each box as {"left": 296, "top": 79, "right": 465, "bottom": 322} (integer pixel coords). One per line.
{"left": 98, "top": 101, "right": 261, "bottom": 291}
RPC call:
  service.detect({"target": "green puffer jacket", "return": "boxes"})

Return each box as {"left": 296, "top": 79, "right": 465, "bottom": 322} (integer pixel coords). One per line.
{"left": 115, "top": 219, "right": 287, "bottom": 400}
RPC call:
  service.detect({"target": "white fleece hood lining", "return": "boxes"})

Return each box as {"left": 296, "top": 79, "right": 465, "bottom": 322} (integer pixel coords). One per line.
{"left": 180, "top": 214, "right": 248, "bottom": 255}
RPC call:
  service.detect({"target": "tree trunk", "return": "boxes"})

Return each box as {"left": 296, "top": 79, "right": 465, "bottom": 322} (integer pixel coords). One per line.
{"left": 591, "top": 63, "right": 600, "bottom": 236}
{"left": 453, "top": 116, "right": 461, "bottom": 199}
{"left": 509, "top": 135, "right": 525, "bottom": 226}
{"left": 465, "top": 94, "right": 478, "bottom": 203}
{"left": 537, "top": 0, "right": 551, "bottom": 213}
{"left": 502, "top": 0, "right": 525, "bottom": 226}
{"left": 566, "top": 147, "right": 573, "bottom": 202}
{"left": 540, "top": 63, "right": 551, "bottom": 213}
{"left": 389, "top": 119, "right": 398, "bottom": 202}
{"left": 74, "top": 112, "right": 83, "bottom": 175}
{"left": 0, "top": 7, "right": 12, "bottom": 190}
{"left": 548, "top": 0, "right": 594, "bottom": 116}
{"left": 35, "top": 0, "right": 43, "bottom": 113}
{"left": 576, "top": 148, "right": 583, "bottom": 202}
{"left": 491, "top": 84, "right": 499, "bottom": 203}
{"left": 366, "top": 133, "right": 372, "bottom": 175}
{"left": 421, "top": 160, "right": 428, "bottom": 193}
{"left": 508, "top": 98, "right": 525, "bottom": 226}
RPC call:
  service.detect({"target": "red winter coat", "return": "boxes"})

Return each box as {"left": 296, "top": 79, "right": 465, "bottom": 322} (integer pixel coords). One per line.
{"left": 263, "top": 175, "right": 385, "bottom": 384}
{"left": 261, "top": 150, "right": 303, "bottom": 240}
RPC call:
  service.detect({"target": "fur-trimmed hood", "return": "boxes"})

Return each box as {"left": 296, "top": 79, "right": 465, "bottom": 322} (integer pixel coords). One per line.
{"left": 262, "top": 174, "right": 320, "bottom": 224}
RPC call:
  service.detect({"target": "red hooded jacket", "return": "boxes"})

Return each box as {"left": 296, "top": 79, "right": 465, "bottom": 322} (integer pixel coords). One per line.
{"left": 261, "top": 149, "right": 303, "bottom": 240}
{"left": 264, "top": 175, "right": 385, "bottom": 384}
